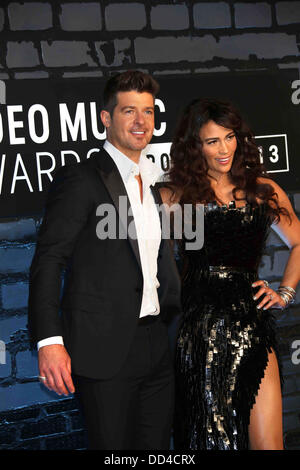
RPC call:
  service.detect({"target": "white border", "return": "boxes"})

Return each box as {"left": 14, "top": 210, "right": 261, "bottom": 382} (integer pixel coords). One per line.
{"left": 255, "top": 134, "right": 289, "bottom": 173}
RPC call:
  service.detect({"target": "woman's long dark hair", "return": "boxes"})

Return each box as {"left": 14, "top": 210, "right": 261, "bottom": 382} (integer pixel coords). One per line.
{"left": 167, "top": 98, "right": 288, "bottom": 222}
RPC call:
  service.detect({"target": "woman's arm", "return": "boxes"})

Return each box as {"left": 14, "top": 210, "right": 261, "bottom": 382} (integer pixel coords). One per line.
{"left": 270, "top": 181, "right": 300, "bottom": 289}
{"left": 253, "top": 179, "right": 300, "bottom": 310}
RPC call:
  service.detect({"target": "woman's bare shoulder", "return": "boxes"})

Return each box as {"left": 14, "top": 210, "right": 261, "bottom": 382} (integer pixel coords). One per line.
{"left": 257, "top": 177, "right": 288, "bottom": 202}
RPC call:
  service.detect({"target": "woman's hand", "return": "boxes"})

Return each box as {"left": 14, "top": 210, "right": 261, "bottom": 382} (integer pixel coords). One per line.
{"left": 252, "top": 280, "right": 286, "bottom": 310}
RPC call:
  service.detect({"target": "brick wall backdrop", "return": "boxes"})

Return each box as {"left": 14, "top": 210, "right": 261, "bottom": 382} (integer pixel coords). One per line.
{"left": 0, "top": 0, "right": 300, "bottom": 450}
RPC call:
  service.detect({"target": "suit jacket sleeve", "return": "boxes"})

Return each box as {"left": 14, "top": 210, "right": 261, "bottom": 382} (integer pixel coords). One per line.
{"left": 28, "top": 164, "right": 93, "bottom": 345}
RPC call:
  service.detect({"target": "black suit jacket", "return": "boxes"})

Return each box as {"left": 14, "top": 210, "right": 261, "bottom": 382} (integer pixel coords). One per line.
{"left": 28, "top": 147, "right": 181, "bottom": 379}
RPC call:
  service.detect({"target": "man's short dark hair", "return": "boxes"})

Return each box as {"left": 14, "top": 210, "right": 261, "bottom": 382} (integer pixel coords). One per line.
{"left": 103, "top": 70, "right": 160, "bottom": 115}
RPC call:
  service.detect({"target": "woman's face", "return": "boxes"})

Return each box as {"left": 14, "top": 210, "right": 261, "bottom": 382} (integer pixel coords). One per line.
{"left": 199, "top": 120, "right": 237, "bottom": 179}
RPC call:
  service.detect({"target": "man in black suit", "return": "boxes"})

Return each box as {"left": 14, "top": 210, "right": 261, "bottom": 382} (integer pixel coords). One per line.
{"left": 28, "top": 70, "right": 181, "bottom": 450}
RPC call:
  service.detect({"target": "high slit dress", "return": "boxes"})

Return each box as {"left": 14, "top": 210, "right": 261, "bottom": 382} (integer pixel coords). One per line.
{"left": 174, "top": 201, "right": 282, "bottom": 450}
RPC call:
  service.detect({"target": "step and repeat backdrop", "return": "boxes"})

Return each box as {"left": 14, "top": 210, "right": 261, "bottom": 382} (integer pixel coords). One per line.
{"left": 0, "top": 69, "right": 299, "bottom": 217}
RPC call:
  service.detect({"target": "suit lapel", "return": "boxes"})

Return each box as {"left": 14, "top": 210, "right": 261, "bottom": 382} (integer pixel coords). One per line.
{"left": 151, "top": 184, "right": 167, "bottom": 244}
{"left": 150, "top": 184, "right": 162, "bottom": 213}
{"left": 94, "top": 149, "right": 142, "bottom": 272}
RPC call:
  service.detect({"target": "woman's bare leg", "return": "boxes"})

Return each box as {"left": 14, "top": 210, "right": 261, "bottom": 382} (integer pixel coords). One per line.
{"left": 248, "top": 349, "right": 284, "bottom": 450}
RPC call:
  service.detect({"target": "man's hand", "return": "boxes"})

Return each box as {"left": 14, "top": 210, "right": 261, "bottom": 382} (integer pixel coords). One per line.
{"left": 38, "top": 344, "right": 75, "bottom": 395}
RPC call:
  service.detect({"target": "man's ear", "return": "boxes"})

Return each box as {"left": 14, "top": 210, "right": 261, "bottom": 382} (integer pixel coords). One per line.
{"left": 100, "top": 110, "right": 111, "bottom": 128}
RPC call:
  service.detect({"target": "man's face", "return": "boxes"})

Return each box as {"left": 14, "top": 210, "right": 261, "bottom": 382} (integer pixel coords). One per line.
{"left": 101, "top": 91, "right": 155, "bottom": 162}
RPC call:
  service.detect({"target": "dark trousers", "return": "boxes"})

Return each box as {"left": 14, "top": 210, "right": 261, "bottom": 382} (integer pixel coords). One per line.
{"left": 73, "top": 317, "right": 175, "bottom": 450}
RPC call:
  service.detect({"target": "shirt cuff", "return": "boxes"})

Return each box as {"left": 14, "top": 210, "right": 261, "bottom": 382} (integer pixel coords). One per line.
{"left": 37, "top": 336, "right": 64, "bottom": 350}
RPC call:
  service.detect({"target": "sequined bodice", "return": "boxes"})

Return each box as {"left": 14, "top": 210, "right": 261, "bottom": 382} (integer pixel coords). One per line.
{"left": 183, "top": 202, "right": 272, "bottom": 274}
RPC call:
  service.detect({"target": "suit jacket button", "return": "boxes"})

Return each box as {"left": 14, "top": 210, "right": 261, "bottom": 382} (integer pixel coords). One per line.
{"left": 135, "top": 287, "right": 142, "bottom": 293}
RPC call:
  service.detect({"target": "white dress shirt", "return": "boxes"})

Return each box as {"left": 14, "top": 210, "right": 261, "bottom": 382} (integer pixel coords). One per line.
{"left": 37, "top": 141, "right": 162, "bottom": 350}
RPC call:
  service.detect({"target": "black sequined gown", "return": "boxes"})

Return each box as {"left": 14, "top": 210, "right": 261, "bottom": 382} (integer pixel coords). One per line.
{"left": 174, "top": 201, "right": 281, "bottom": 450}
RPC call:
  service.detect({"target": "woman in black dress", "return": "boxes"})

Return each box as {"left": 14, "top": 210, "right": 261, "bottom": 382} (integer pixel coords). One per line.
{"left": 161, "top": 98, "right": 300, "bottom": 450}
